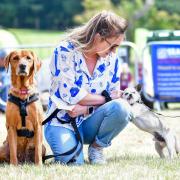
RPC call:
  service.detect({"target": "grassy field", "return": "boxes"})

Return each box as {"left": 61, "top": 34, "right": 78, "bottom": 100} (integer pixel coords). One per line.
{"left": 1, "top": 29, "right": 180, "bottom": 179}
{"left": 5, "top": 28, "right": 64, "bottom": 59}
{"left": 8, "top": 28, "right": 63, "bottom": 44}
{"left": 0, "top": 107, "right": 180, "bottom": 180}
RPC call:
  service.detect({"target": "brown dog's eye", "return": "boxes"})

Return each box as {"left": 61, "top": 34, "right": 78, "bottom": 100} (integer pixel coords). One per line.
{"left": 13, "top": 56, "right": 19, "bottom": 60}
{"left": 26, "top": 56, "right": 31, "bottom": 60}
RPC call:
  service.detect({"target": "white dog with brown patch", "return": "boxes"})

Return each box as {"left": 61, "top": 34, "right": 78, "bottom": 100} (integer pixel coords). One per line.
{"left": 121, "top": 85, "right": 180, "bottom": 159}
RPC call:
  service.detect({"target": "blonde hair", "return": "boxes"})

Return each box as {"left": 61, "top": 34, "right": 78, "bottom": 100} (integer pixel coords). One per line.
{"left": 64, "top": 11, "right": 128, "bottom": 52}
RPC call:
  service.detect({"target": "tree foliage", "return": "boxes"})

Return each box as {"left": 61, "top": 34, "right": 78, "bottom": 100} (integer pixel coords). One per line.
{"left": 0, "top": 0, "right": 179, "bottom": 39}
{"left": 156, "top": 0, "right": 180, "bottom": 14}
{"left": 75, "top": 0, "right": 180, "bottom": 41}
{"left": 74, "top": 0, "right": 115, "bottom": 23}
{"left": 0, "top": 0, "right": 84, "bottom": 29}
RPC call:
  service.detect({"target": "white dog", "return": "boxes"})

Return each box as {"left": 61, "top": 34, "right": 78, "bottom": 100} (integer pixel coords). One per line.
{"left": 121, "top": 85, "right": 180, "bottom": 159}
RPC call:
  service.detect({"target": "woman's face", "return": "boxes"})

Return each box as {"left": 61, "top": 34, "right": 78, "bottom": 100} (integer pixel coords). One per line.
{"left": 94, "top": 34, "right": 125, "bottom": 58}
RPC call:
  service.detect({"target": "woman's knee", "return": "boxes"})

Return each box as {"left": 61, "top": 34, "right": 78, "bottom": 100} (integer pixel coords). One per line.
{"left": 107, "top": 100, "right": 132, "bottom": 123}
{"left": 45, "top": 126, "right": 76, "bottom": 151}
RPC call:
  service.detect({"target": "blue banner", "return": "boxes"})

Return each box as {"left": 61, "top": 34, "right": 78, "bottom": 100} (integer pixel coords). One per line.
{"left": 151, "top": 43, "right": 180, "bottom": 102}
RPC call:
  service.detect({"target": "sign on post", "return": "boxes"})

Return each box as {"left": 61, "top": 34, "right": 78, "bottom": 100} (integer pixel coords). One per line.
{"left": 151, "top": 43, "right": 180, "bottom": 102}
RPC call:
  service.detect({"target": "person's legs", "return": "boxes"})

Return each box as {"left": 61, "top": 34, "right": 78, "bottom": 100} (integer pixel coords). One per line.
{"left": 0, "top": 85, "right": 9, "bottom": 112}
{"left": 82, "top": 100, "right": 132, "bottom": 163}
{"left": 44, "top": 124, "right": 84, "bottom": 165}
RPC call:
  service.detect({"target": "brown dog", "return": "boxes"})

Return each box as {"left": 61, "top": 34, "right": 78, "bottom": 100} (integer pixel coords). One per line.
{"left": 0, "top": 50, "right": 46, "bottom": 165}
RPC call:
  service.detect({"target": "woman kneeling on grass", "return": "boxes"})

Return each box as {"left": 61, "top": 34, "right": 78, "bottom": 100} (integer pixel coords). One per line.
{"left": 44, "top": 10, "right": 133, "bottom": 165}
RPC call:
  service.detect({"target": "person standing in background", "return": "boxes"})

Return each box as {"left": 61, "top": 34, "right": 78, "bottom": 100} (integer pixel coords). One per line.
{"left": 0, "top": 50, "right": 10, "bottom": 113}
{"left": 120, "top": 62, "right": 133, "bottom": 90}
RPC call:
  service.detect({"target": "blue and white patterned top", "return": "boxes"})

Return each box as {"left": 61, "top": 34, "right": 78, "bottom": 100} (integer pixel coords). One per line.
{"left": 46, "top": 41, "right": 121, "bottom": 130}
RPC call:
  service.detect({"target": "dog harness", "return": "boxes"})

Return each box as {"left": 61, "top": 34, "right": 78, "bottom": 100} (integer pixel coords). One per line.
{"left": 8, "top": 93, "right": 39, "bottom": 138}
{"left": 42, "top": 109, "right": 83, "bottom": 164}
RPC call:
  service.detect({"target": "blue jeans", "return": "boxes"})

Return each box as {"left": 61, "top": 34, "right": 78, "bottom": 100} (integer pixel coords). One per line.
{"left": 44, "top": 100, "right": 132, "bottom": 165}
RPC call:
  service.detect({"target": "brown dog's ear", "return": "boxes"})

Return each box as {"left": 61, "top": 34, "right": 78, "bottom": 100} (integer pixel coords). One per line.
{"left": 31, "top": 51, "right": 41, "bottom": 73}
{"left": 135, "top": 84, "right": 142, "bottom": 92}
{"left": 4, "top": 51, "right": 14, "bottom": 72}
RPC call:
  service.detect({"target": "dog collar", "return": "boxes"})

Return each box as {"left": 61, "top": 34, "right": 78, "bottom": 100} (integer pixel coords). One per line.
{"left": 11, "top": 87, "right": 32, "bottom": 95}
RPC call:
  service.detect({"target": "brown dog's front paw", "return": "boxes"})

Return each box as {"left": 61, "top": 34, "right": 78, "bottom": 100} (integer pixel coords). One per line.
{"left": 35, "top": 149, "right": 43, "bottom": 165}
{"left": 35, "top": 158, "right": 42, "bottom": 165}
{"left": 10, "top": 158, "right": 18, "bottom": 166}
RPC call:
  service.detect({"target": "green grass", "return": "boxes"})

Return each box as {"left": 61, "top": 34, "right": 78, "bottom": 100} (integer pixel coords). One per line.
{"left": 8, "top": 28, "right": 64, "bottom": 44}
{"left": 0, "top": 109, "right": 180, "bottom": 179}
{"left": 1, "top": 28, "right": 180, "bottom": 179}
{"left": 0, "top": 157, "right": 180, "bottom": 180}
{"left": 7, "top": 28, "right": 64, "bottom": 59}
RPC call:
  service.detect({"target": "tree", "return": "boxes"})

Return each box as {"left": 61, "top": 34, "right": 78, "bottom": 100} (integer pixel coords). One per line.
{"left": 75, "top": 0, "right": 180, "bottom": 41}
{"left": 74, "top": 0, "right": 115, "bottom": 23}
{"left": 0, "top": 0, "right": 84, "bottom": 29}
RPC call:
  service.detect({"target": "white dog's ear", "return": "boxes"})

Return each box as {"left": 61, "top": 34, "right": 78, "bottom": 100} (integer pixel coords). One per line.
{"left": 135, "top": 84, "right": 142, "bottom": 92}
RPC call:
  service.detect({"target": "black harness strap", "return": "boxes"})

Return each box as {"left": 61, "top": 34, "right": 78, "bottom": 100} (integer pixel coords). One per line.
{"left": 17, "top": 129, "right": 34, "bottom": 138}
{"left": 42, "top": 109, "right": 83, "bottom": 164}
{"left": 69, "top": 119, "right": 83, "bottom": 162}
{"left": 42, "top": 109, "right": 60, "bottom": 125}
{"left": 8, "top": 93, "right": 39, "bottom": 138}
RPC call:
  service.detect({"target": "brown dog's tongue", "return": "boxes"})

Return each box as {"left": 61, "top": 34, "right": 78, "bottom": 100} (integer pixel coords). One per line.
{"left": 19, "top": 89, "right": 29, "bottom": 95}
{"left": 11, "top": 86, "right": 30, "bottom": 95}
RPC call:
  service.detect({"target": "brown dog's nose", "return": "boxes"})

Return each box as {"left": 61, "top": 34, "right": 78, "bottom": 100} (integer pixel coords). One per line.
{"left": 19, "top": 64, "right": 26, "bottom": 71}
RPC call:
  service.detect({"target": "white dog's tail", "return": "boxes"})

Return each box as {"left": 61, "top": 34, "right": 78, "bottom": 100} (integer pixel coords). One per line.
{"left": 175, "top": 136, "right": 180, "bottom": 154}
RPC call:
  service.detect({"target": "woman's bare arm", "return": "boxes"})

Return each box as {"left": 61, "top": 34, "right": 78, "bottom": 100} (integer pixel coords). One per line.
{"left": 78, "top": 93, "right": 106, "bottom": 106}
{"left": 78, "top": 90, "right": 123, "bottom": 106}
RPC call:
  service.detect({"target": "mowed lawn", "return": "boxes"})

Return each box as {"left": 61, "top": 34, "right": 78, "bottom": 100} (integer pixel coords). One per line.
{"left": 1, "top": 29, "right": 180, "bottom": 179}
{"left": 9, "top": 28, "right": 63, "bottom": 44}
{"left": 0, "top": 106, "right": 180, "bottom": 179}
{"left": 6, "top": 28, "right": 64, "bottom": 59}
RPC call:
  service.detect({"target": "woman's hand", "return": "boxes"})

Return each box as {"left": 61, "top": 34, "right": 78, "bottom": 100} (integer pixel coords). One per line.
{"left": 110, "top": 90, "right": 123, "bottom": 100}
{"left": 68, "top": 104, "right": 88, "bottom": 118}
